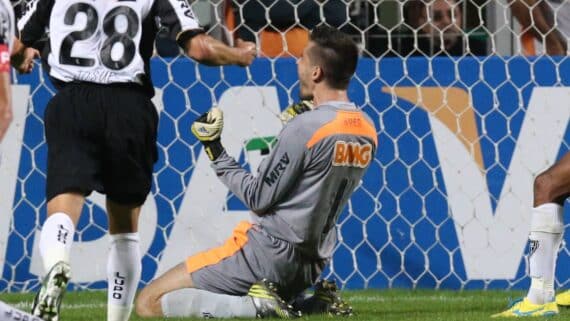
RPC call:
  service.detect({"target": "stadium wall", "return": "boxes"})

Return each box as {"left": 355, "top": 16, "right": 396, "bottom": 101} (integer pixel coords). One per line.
{"left": 1, "top": 56, "right": 569, "bottom": 292}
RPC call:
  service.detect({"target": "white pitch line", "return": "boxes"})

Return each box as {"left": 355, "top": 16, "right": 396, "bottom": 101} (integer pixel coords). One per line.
{"left": 348, "top": 295, "right": 508, "bottom": 303}
{"left": 8, "top": 294, "right": 510, "bottom": 310}
{"left": 12, "top": 302, "right": 107, "bottom": 310}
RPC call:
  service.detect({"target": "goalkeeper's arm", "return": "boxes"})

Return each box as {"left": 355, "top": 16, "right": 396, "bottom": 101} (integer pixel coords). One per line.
{"left": 190, "top": 107, "right": 304, "bottom": 214}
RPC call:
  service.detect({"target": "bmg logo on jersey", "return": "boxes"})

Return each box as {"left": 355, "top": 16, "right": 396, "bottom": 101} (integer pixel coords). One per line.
{"left": 332, "top": 141, "right": 372, "bottom": 168}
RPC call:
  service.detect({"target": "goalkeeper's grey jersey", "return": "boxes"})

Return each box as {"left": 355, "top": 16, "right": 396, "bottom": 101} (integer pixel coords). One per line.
{"left": 212, "top": 101, "right": 378, "bottom": 260}
{"left": 18, "top": 0, "right": 202, "bottom": 94}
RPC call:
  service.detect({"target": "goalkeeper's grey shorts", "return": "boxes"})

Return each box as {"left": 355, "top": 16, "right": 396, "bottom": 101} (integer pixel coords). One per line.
{"left": 187, "top": 220, "right": 325, "bottom": 300}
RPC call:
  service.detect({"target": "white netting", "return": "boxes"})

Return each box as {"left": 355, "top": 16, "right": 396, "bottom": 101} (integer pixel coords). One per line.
{"left": 2, "top": 0, "right": 570, "bottom": 292}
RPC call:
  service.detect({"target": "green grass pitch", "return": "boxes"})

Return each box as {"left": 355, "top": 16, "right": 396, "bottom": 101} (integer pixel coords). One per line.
{"left": 0, "top": 289, "right": 566, "bottom": 320}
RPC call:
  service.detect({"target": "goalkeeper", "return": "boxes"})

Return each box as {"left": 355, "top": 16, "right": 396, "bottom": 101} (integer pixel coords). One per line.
{"left": 135, "top": 26, "right": 377, "bottom": 319}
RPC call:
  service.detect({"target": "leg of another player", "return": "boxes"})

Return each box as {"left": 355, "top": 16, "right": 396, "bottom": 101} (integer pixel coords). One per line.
{"left": 526, "top": 152, "right": 570, "bottom": 306}
{"left": 493, "top": 153, "right": 570, "bottom": 317}
{"left": 106, "top": 200, "right": 142, "bottom": 321}
{"left": 135, "top": 264, "right": 257, "bottom": 318}
{"left": 41, "top": 192, "right": 84, "bottom": 272}
{"left": 32, "top": 192, "right": 84, "bottom": 320}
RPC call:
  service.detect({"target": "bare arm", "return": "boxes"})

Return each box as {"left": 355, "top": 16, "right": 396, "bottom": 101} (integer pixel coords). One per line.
{"left": 0, "top": 71, "right": 12, "bottom": 143}
{"left": 510, "top": 0, "right": 567, "bottom": 55}
{"left": 184, "top": 34, "right": 256, "bottom": 67}
{"left": 155, "top": 0, "right": 255, "bottom": 66}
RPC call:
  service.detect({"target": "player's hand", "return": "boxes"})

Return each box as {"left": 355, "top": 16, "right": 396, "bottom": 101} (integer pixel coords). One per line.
{"left": 191, "top": 107, "right": 225, "bottom": 161}
{"left": 235, "top": 38, "right": 256, "bottom": 67}
{"left": 279, "top": 100, "right": 314, "bottom": 124}
{"left": 191, "top": 107, "right": 223, "bottom": 142}
{"left": 11, "top": 47, "right": 39, "bottom": 74}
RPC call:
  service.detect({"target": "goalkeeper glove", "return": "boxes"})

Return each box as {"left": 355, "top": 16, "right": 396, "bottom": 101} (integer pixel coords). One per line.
{"left": 191, "top": 107, "right": 225, "bottom": 161}
{"left": 279, "top": 100, "right": 314, "bottom": 124}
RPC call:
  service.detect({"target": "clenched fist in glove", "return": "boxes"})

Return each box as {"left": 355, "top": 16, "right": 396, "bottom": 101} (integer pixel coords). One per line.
{"left": 191, "top": 107, "right": 225, "bottom": 160}
{"left": 279, "top": 100, "right": 314, "bottom": 124}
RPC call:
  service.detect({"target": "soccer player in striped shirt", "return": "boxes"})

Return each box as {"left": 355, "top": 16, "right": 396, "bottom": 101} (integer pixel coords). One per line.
{"left": 16, "top": 1, "right": 256, "bottom": 321}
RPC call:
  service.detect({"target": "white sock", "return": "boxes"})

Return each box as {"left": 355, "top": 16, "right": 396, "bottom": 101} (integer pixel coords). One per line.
{"left": 526, "top": 203, "right": 564, "bottom": 305}
{"left": 107, "top": 233, "right": 141, "bottom": 321}
{"left": 0, "top": 300, "right": 43, "bottom": 321}
{"left": 161, "top": 288, "right": 257, "bottom": 318}
{"left": 38, "top": 212, "right": 75, "bottom": 273}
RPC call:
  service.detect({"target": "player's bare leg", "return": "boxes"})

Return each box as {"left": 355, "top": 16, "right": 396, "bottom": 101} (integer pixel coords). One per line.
{"left": 33, "top": 192, "right": 85, "bottom": 321}
{"left": 135, "top": 263, "right": 192, "bottom": 317}
{"left": 528, "top": 152, "right": 570, "bottom": 308}
{"left": 106, "top": 199, "right": 142, "bottom": 321}
{"left": 533, "top": 152, "right": 570, "bottom": 308}
{"left": 532, "top": 152, "right": 570, "bottom": 207}
{"left": 135, "top": 263, "right": 298, "bottom": 318}
{"left": 493, "top": 152, "right": 570, "bottom": 317}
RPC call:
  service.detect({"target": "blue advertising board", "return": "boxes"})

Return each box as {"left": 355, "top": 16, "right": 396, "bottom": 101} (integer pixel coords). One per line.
{"left": 1, "top": 56, "right": 569, "bottom": 291}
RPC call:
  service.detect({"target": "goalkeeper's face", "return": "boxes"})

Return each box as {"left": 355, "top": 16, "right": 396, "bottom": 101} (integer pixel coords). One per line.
{"left": 297, "top": 43, "right": 316, "bottom": 101}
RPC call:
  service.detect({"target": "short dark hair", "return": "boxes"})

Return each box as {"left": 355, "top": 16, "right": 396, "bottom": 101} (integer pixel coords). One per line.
{"left": 308, "top": 26, "right": 359, "bottom": 90}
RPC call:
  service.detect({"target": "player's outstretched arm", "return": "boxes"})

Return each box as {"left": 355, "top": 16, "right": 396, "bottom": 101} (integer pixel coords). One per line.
{"left": 184, "top": 34, "right": 256, "bottom": 67}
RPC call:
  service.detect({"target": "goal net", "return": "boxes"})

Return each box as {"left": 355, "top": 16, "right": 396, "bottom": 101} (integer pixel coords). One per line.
{"left": 2, "top": 0, "right": 570, "bottom": 292}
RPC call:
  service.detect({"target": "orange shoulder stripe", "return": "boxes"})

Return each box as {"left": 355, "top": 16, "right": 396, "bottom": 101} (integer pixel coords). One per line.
{"left": 185, "top": 221, "right": 253, "bottom": 273}
{"left": 306, "top": 111, "right": 378, "bottom": 148}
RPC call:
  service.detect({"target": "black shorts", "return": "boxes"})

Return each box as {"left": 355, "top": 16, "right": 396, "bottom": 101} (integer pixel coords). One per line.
{"left": 44, "top": 82, "right": 158, "bottom": 206}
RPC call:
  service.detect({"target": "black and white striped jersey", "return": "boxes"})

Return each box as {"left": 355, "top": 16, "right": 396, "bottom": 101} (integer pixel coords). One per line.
{"left": 0, "top": 0, "right": 14, "bottom": 51}
{"left": 18, "top": 0, "right": 202, "bottom": 93}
